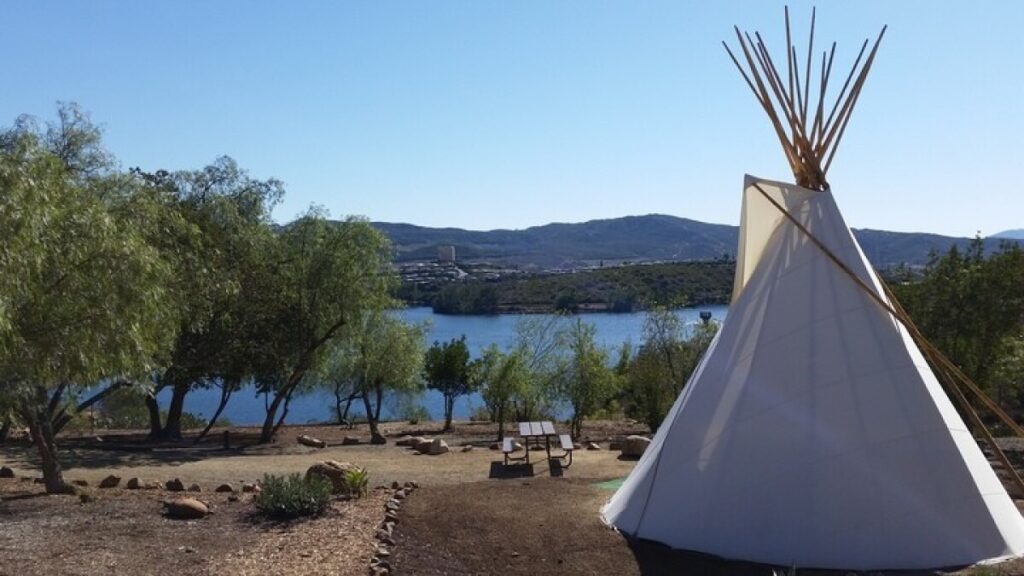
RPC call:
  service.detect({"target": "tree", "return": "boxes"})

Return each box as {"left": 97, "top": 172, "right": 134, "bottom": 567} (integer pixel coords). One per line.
{"left": 0, "top": 114, "right": 176, "bottom": 493}
{"left": 323, "top": 312, "right": 426, "bottom": 442}
{"left": 894, "top": 239, "right": 1024, "bottom": 422}
{"left": 510, "top": 315, "right": 566, "bottom": 421}
{"left": 621, "top": 308, "right": 718, "bottom": 432}
{"left": 253, "top": 212, "right": 396, "bottom": 443}
{"left": 424, "top": 336, "right": 473, "bottom": 431}
{"left": 472, "top": 345, "right": 529, "bottom": 441}
{"left": 556, "top": 318, "right": 619, "bottom": 439}
{"left": 131, "top": 157, "right": 282, "bottom": 440}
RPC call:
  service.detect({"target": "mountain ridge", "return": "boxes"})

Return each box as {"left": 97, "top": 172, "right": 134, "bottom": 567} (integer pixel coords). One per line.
{"left": 369, "top": 214, "right": 1019, "bottom": 269}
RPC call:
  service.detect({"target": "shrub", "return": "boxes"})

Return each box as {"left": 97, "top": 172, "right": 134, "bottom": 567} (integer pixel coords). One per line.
{"left": 254, "top": 473, "right": 332, "bottom": 520}
{"left": 344, "top": 467, "right": 369, "bottom": 498}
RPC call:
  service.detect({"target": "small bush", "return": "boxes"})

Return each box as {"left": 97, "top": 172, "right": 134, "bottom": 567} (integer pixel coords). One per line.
{"left": 344, "top": 467, "right": 369, "bottom": 498}
{"left": 469, "top": 405, "right": 493, "bottom": 422}
{"left": 254, "top": 473, "right": 332, "bottom": 520}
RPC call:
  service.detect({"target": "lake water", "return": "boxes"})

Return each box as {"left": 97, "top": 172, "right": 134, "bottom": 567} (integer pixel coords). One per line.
{"left": 158, "top": 306, "right": 728, "bottom": 425}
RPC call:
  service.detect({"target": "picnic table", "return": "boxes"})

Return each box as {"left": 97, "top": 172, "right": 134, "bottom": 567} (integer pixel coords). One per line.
{"left": 502, "top": 421, "right": 574, "bottom": 468}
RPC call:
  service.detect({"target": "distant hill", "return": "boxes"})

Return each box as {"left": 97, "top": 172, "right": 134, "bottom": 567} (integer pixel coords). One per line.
{"left": 371, "top": 214, "right": 1020, "bottom": 269}
{"left": 993, "top": 229, "right": 1024, "bottom": 240}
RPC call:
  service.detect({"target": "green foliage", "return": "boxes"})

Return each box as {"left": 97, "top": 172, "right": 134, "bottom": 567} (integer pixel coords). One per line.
{"left": 254, "top": 473, "right": 332, "bottom": 520}
{"left": 621, "top": 309, "right": 719, "bottom": 432}
{"left": 417, "top": 261, "right": 733, "bottom": 314}
{"left": 251, "top": 213, "right": 400, "bottom": 442}
{"left": 555, "top": 318, "right": 620, "bottom": 438}
{"left": 96, "top": 387, "right": 150, "bottom": 429}
{"left": 424, "top": 336, "right": 474, "bottom": 429}
{"left": 321, "top": 312, "right": 426, "bottom": 440}
{"left": 343, "top": 468, "right": 369, "bottom": 498}
{"left": 893, "top": 239, "right": 1024, "bottom": 423}
{"left": 472, "top": 345, "right": 530, "bottom": 439}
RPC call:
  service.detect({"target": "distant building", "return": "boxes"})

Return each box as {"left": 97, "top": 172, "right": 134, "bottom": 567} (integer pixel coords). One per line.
{"left": 438, "top": 245, "right": 456, "bottom": 263}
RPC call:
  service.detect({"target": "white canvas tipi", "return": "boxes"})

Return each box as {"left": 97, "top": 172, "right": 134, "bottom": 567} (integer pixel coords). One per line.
{"left": 602, "top": 176, "right": 1024, "bottom": 569}
{"left": 603, "top": 12, "right": 1024, "bottom": 570}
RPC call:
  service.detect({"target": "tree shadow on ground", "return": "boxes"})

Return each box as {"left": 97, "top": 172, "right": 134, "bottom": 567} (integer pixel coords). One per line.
{"left": 0, "top": 443, "right": 216, "bottom": 471}
{"left": 625, "top": 538, "right": 951, "bottom": 576}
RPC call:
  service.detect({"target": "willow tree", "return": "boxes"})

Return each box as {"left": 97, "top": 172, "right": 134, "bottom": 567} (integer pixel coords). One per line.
{"left": 324, "top": 312, "right": 426, "bottom": 443}
{"left": 0, "top": 125, "right": 175, "bottom": 493}
{"left": 254, "top": 212, "right": 396, "bottom": 443}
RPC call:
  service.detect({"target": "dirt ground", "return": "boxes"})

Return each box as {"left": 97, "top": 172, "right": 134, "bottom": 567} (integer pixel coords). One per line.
{"left": 2, "top": 420, "right": 1024, "bottom": 575}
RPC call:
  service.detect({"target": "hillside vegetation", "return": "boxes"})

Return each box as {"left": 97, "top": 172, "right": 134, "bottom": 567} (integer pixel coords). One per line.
{"left": 400, "top": 261, "right": 735, "bottom": 314}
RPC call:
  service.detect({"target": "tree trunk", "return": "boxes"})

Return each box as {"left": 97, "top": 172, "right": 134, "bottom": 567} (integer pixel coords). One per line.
{"left": 443, "top": 393, "right": 455, "bottom": 432}
{"left": 362, "top": 389, "right": 385, "bottom": 443}
{"left": 334, "top": 382, "right": 346, "bottom": 425}
{"left": 0, "top": 420, "right": 10, "bottom": 444}
{"left": 194, "top": 383, "right": 234, "bottom": 444}
{"left": 270, "top": 392, "right": 293, "bottom": 439}
{"left": 21, "top": 397, "right": 69, "bottom": 494}
{"left": 496, "top": 402, "right": 506, "bottom": 441}
{"left": 160, "top": 382, "right": 189, "bottom": 439}
{"left": 145, "top": 390, "right": 163, "bottom": 438}
{"left": 259, "top": 390, "right": 286, "bottom": 444}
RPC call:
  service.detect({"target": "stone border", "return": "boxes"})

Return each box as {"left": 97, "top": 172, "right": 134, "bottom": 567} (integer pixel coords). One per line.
{"left": 369, "top": 480, "right": 418, "bottom": 575}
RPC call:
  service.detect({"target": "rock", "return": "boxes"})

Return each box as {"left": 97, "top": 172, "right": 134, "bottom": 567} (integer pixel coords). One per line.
{"left": 163, "top": 497, "right": 209, "bottom": 520}
{"left": 428, "top": 438, "right": 449, "bottom": 455}
{"left": 391, "top": 480, "right": 401, "bottom": 489}
{"left": 342, "top": 436, "right": 360, "bottom": 446}
{"left": 406, "top": 481, "right": 419, "bottom": 489}
{"left": 393, "top": 490, "right": 406, "bottom": 500}
{"left": 79, "top": 492, "right": 95, "bottom": 504}
{"left": 395, "top": 436, "right": 416, "bottom": 447}
{"left": 608, "top": 436, "right": 626, "bottom": 451}
{"left": 0, "top": 466, "right": 15, "bottom": 479}
{"left": 413, "top": 439, "right": 434, "bottom": 454}
{"left": 306, "top": 460, "right": 360, "bottom": 494}
{"left": 125, "top": 477, "right": 143, "bottom": 490}
{"left": 586, "top": 442, "right": 602, "bottom": 451}
{"left": 297, "top": 434, "right": 326, "bottom": 449}
{"left": 621, "top": 435, "right": 651, "bottom": 458}
{"left": 98, "top": 475, "right": 121, "bottom": 488}
{"left": 242, "top": 482, "right": 260, "bottom": 493}
{"left": 215, "top": 484, "right": 235, "bottom": 493}
{"left": 227, "top": 494, "right": 239, "bottom": 502}
{"left": 166, "top": 478, "right": 186, "bottom": 492}
{"left": 70, "top": 479, "right": 89, "bottom": 487}
{"left": 460, "top": 445, "right": 474, "bottom": 453}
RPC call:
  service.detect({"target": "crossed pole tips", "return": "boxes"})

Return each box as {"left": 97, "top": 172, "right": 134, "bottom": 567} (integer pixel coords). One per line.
{"left": 723, "top": 6, "right": 886, "bottom": 191}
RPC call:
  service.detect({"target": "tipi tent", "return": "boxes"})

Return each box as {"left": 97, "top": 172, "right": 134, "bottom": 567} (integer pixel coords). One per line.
{"left": 602, "top": 10, "right": 1024, "bottom": 571}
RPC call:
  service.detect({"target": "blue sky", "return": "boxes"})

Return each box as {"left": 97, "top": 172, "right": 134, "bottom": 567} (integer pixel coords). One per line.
{"left": 2, "top": 1, "right": 1021, "bottom": 236}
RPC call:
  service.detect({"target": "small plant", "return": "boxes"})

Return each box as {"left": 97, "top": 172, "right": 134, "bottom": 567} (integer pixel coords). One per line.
{"left": 254, "top": 473, "right": 331, "bottom": 520}
{"left": 343, "top": 467, "right": 369, "bottom": 498}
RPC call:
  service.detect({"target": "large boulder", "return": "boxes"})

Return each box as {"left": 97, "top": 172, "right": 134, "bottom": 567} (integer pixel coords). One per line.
{"left": 621, "top": 435, "right": 651, "bottom": 458}
{"left": 427, "top": 439, "right": 449, "bottom": 456}
{"left": 297, "top": 435, "right": 326, "bottom": 449}
{"left": 163, "top": 497, "right": 209, "bottom": 520}
{"left": 0, "top": 466, "right": 15, "bottom": 478}
{"left": 306, "top": 460, "right": 360, "bottom": 494}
